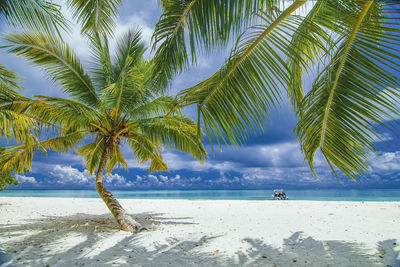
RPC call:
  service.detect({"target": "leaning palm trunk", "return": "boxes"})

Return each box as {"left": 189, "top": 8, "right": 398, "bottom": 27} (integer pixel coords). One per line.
{"left": 95, "top": 145, "right": 143, "bottom": 233}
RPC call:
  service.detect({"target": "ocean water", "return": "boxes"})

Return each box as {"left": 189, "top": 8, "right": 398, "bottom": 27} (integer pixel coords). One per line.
{"left": 1, "top": 189, "right": 400, "bottom": 201}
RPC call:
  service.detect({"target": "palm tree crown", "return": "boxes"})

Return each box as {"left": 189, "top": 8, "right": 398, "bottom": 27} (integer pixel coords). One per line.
{"left": 0, "top": 28, "right": 206, "bottom": 177}
{"left": 0, "top": 27, "right": 206, "bottom": 231}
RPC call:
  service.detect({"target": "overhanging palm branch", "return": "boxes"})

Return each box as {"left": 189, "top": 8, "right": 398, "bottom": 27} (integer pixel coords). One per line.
{"left": 177, "top": 0, "right": 306, "bottom": 147}
{"left": 0, "top": 0, "right": 67, "bottom": 36}
{"left": 286, "top": 0, "right": 332, "bottom": 114}
{"left": 151, "top": 0, "right": 276, "bottom": 87}
{"left": 296, "top": 0, "right": 400, "bottom": 180}
{"left": 137, "top": 115, "right": 207, "bottom": 161}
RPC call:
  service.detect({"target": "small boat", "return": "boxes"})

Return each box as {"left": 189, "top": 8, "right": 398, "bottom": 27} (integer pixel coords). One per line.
{"left": 272, "top": 189, "right": 288, "bottom": 200}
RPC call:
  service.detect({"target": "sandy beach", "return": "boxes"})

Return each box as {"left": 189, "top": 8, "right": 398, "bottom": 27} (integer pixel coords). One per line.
{"left": 0, "top": 197, "right": 399, "bottom": 266}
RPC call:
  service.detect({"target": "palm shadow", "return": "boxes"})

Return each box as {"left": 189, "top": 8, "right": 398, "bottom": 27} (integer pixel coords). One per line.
{"left": 0, "top": 214, "right": 399, "bottom": 267}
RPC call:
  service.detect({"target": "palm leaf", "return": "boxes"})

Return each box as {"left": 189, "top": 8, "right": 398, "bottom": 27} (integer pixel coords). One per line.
{"left": 100, "top": 29, "right": 146, "bottom": 112}
{"left": 0, "top": 86, "right": 35, "bottom": 143}
{"left": 0, "top": 130, "right": 83, "bottom": 174}
{"left": 296, "top": 1, "right": 400, "bottom": 180}
{"left": 105, "top": 145, "right": 128, "bottom": 174}
{"left": 0, "top": 64, "right": 22, "bottom": 89}
{"left": 0, "top": 132, "right": 46, "bottom": 173}
{"left": 28, "top": 96, "right": 105, "bottom": 130}
{"left": 151, "top": 0, "right": 274, "bottom": 87}
{"left": 68, "top": 0, "right": 121, "bottom": 36}
{"left": 286, "top": 0, "right": 332, "bottom": 114}
{"left": 3, "top": 32, "right": 100, "bottom": 107}
{"left": 126, "top": 133, "right": 168, "bottom": 173}
{"left": 77, "top": 138, "right": 105, "bottom": 175}
{"left": 0, "top": 0, "right": 67, "bottom": 36}
{"left": 127, "top": 95, "right": 179, "bottom": 120}
{"left": 137, "top": 115, "right": 207, "bottom": 161}
{"left": 89, "top": 32, "right": 113, "bottom": 90}
{"left": 178, "top": 0, "right": 306, "bottom": 147}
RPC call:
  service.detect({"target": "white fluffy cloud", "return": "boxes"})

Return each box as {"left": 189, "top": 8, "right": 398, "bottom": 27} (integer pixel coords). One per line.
{"left": 370, "top": 151, "right": 400, "bottom": 172}
{"left": 104, "top": 173, "right": 127, "bottom": 185}
{"left": 50, "top": 165, "right": 94, "bottom": 184}
{"left": 15, "top": 174, "right": 37, "bottom": 184}
{"left": 161, "top": 142, "right": 308, "bottom": 173}
{"left": 48, "top": 165, "right": 132, "bottom": 186}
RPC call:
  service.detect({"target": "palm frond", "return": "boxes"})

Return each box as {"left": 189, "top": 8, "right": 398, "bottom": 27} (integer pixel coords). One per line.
{"left": 100, "top": 29, "right": 146, "bottom": 112}
{"left": 0, "top": 0, "right": 68, "bottom": 36}
{"left": 68, "top": 0, "right": 121, "bottom": 36}
{"left": 88, "top": 32, "right": 113, "bottom": 90}
{"left": 296, "top": 1, "right": 400, "bottom": 180}
{"left": 3, "top": 32, "right": 99, "bottom": 107}
{"left": 28, "top": 96, "right": 105, "bottom": 130}
{"left": 286, "top": 1, "right": 332, "bottom": 114}
{"left": 0, "top": 137, "right": 43, "bottom": 173}
{"left": 0, "top": 150, "right": 19, "bottom": 190}
{"left": 0, "top": 130, "right": 83, "bottom": 174}
{"left": 126, "top": 133, "right": 168, "bottom": 173}
{"left": 112, "top": 29, "right": 145, "bottom": 80}
{"left": 77, "top": 138, "right": 105, "bottom": 175}
{"left": 137, "top": 115, "right": 207, "bottom": 161}
{"left": 0, "top": 86, "right": 35, "bottom": 143}
{"left": 105, "top": 145, "right": 128, "bottom": 174}
{"left": 40, "top": 130, "right": 84, "bottom": 153}
{"left": 151, "top": 0, "right": 273, "bottom": 87}
{"left": 0, "top": 64, "right": 22, "bottom": 89}
{"left": 178, "top": 0, "right": 306, "bottom": 147}
{"left": 127, "top": 95, "right": 179, "bottom": 120}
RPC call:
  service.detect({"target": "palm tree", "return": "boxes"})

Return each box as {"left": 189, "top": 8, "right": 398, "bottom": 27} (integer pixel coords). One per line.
{"left": 151, "top": 0, "right": 400, "bottom": 181}
{"left": 0, "top": 28, "right": 206, "bottom": 232}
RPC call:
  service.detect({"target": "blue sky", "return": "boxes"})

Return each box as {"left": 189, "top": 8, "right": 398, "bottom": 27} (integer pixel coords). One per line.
{"left": 1, "top": 0, "right": 400, "bottom": 190}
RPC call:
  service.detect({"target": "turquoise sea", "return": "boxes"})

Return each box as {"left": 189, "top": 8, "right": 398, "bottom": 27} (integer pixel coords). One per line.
{"left": 1, "top": 189, "right": 400, "bottom": 201}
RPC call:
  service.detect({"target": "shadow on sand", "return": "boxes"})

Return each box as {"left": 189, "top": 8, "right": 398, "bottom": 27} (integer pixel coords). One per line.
{"left": 0, "top": 212, "right": 399, "bottom": 267}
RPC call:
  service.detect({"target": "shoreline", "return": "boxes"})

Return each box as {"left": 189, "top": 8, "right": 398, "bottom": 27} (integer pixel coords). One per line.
{"left": 2, "top": 188, "right": 400, "bottom": 202}
{"left": 2, "top": 195, "right": 400, "bottom": 202}
{"left": 1, "top": 197, "right": 399, "bottom": 266}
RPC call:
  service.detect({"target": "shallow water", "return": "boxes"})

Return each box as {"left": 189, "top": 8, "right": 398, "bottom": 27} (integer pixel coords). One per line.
{"left": 1, "top": 189, "right": 400, "bottom": 201}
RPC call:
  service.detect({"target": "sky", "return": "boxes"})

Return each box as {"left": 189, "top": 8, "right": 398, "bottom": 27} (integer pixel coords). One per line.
{"left": 1, "top": 0, "right": 400, "bottom": 191}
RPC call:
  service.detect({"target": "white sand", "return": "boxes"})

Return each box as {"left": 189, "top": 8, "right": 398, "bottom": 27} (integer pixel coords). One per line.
{"left": 0, "top": 197, "right": 399, "bottom": 266}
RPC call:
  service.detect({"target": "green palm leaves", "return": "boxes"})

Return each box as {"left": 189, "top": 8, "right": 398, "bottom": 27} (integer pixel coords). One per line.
{"left": 4, "top": 33, "right": 100, "bottom": 107}
{"left": 152, "top": 0, "right": 270, "bottom": 87}
{"left": 68, "top": 0, "right": 122, "bottom": 35}
{"left": 178, "top": 0, "right": 306, "bottom": 147}
{"left": 0, "top": 26, "right": 207, "bottom": 177}
{"left": 0, "top": 0, "right": 67, "bottom": 36}
{"left": 297, "top": 1, "right": 400, "bottom": 179}
{"left": 154, "top": 0, "right": 400, "bottom": 181}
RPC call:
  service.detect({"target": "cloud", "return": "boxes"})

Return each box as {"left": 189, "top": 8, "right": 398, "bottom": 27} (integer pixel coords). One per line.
{"left": 48, "top": 165, "right": 131, "bottom": 186}
{"left": 50, "top": 165, "right": 94, "bottom": 185}
{"left": 104, "top": 173, "right": 127, "bottom": 185}
{"left": 160, "top": 142, "right": 306, "bottom": 173}
{"left": 114, "top": 15, "right": 154, "bottom": 47}
{"left": 370, "top": 151, "right": 400, "bottom": 173}
{"left": 15, "top": 174, "right": 37, "bottom": 184}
